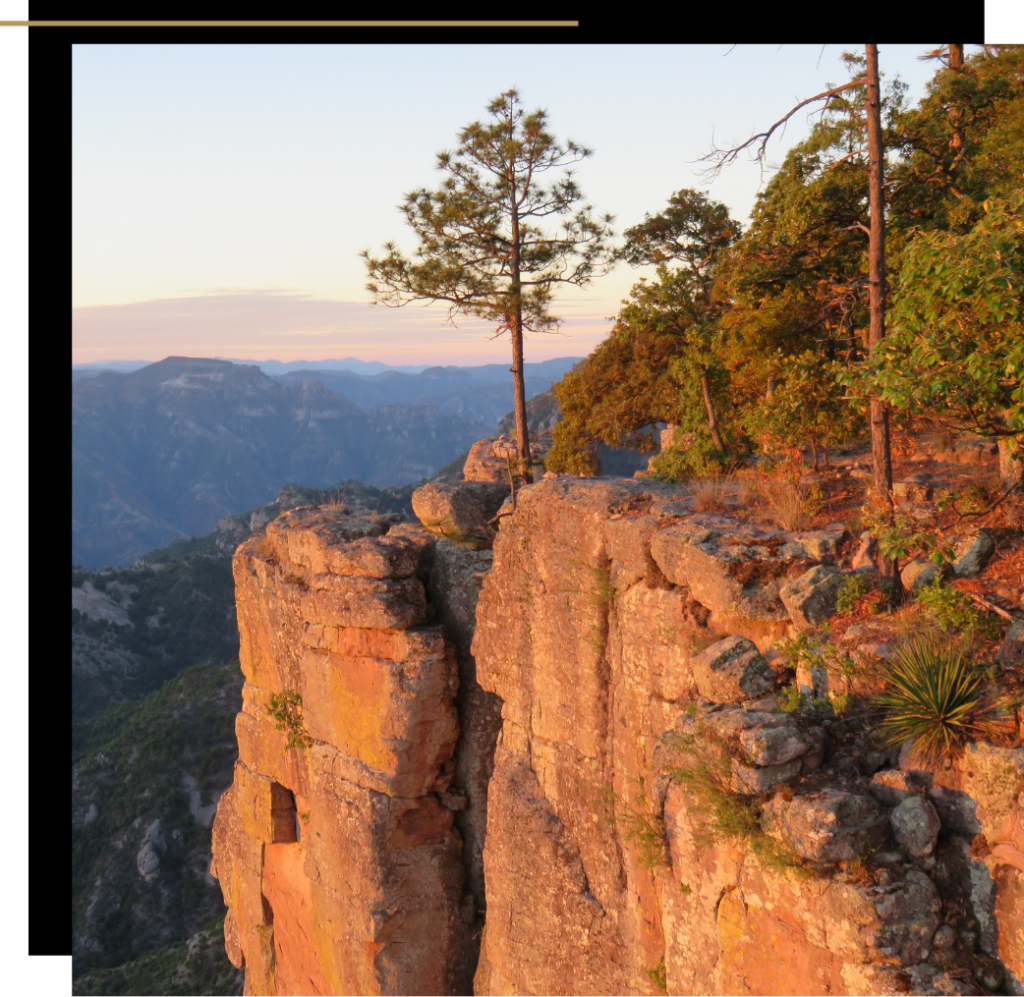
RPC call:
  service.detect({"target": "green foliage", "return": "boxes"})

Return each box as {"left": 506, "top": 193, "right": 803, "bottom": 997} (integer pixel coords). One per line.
{"left": 850, "top": 192, "right": 1024, "bottom": 449}
{"left": 72, "top": 660, "right": 243, "bottom": 980}
{"left": 778, "top": 683, "right": 803, "bottom": 714}
{"left": 916, "top": 578, "right": 1002, "bottom": 640}
{"left": 72, "top": 916, "right": 243, "bottom": 996}
{"left": 876, "top": 634, "right": 1012, "bottom": 762}
{"left": 661, "top": 725, "right": 805, "bottom": 875}
{"left": 646, "top": 961, "right": 668, "bottom": 995}
{"left": 265, "top": 689, "right": 314, "bottom": 750}
{"left": 835, "top": 573, "right": 869, "bottom": 614}
{"left": 548, "top": 190, "right": 741, "bottom": 475}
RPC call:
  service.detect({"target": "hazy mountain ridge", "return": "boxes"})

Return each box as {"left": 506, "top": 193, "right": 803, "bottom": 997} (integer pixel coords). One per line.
{"left": 72, "top": 357, "right": 487, "bottom": 569}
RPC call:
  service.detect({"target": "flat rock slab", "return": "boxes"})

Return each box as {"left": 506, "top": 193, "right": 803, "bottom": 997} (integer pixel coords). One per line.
{"left": 651, "top": 519, "right": 812, "bottom": 623}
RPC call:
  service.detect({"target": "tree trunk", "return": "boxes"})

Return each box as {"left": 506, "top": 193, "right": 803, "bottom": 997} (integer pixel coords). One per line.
{"left": 949, "top": 44, "right": 964, "bottom": 69}
{"left": 998, "top": 435, "right": 1024, "bottom": 492}
{"left": 866, "top": 44, "right": 897, "bottom": 594}
{"left": 509, "top": 158, "right": 532, "bottom": 483}
{"left": 700, "top": 375, "right": 726, "bottom": 452}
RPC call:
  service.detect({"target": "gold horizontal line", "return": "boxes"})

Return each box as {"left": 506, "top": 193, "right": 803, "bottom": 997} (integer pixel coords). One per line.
{"left": 0, "top": 20, "right": 578, "bottom": 27}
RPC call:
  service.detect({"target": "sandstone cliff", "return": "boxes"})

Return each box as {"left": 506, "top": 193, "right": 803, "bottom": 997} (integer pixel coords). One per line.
{"left": 213, "top": 478, "right": 1024, "bottom": 996}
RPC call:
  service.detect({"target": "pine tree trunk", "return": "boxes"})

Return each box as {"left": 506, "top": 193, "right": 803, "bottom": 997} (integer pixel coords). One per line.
{"left": 866, "top": 44, "right": 897, "bottom": 594}
{"left": 998, "top": 435, "right": 1024, "bottom": 492}
{"left": 509, "top": 176, "right": 532, "bottom": 483}
{"left": 700, "top": 375, "right": 726, "bottom": 452}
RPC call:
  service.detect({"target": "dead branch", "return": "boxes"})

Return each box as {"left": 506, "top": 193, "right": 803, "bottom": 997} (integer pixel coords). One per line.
{"left": 698, "top": 79, "right": 863, "bottom": 179}
{"left": 963, "top": 590, "right": 1014, "bottom": 622}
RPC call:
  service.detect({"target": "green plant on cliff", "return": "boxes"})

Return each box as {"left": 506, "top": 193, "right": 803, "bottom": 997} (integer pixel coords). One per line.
{"left": 646, "top": 960, "right": 668, "bottom": 995}
{"left": 619, "top": 791, "right": 669, "bottom": 870}
{"left": 265, "top": 689, "right": 314, "bottom": 751}
{"left": 876, "top": 634, "right": 1013, "bottom": 763}
{"left": 661, "top": 724, "right": 806, "bottom": 874}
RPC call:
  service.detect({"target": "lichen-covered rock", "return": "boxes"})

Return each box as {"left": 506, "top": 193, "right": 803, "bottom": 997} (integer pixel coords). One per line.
{"left": 412, "top": 480, "right": 511, "bottom": 536}
{"left": 690, "top": 635, "right": 776, "bottom": 703}
{"left": 891, "top": 796, "right": 941, "bottom": 857}
{"left": 869, "top": 870, "right": 943, "bottom": 966}
{"left": 779, "top": 564, "right": 847, "bottom": 629}
{"left": 762, "top": 788, "right": 888, "bottom": 862}
{"left": 951, "top": 528, "right": 995, "bottom": 577}
{"left": 651, "top": 516, "right": 810, "bottom": 623}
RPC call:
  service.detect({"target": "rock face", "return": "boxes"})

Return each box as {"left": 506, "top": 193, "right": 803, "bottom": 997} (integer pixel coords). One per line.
{"left": 209, "top": 506, "right": 470, "bottom": 996}
{"left": 212, "top": 478, "right": 1024, "bottom": 996}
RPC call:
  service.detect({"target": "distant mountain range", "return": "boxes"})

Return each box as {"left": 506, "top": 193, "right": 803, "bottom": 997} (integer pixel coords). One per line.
{"left": 72, "top": 356, "right": 582, "bottom": 381}
{"left": 72, "top": 357, "right": 502, "bottom": 570}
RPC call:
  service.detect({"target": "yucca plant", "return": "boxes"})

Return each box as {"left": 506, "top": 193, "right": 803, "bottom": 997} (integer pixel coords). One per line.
{"left": 876, "top": 635, "right": 1012, "bottom": 764}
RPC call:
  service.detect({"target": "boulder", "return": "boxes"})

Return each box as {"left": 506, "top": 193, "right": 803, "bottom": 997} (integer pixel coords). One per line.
{"left": 779, "top": 565, "right": 847, "bottom": 630}
{"left": 690, "top": 636, "right": 776, "bottom": 704}
{"left": 851, "top": 531, "right": 878, "bottom": 571}
{"left": 995, "top": 619, "right": 1024, "bottom": 665}
{"left": 784, "top": 528, "right": 848, "bottom": 563}
{"left": 900, "top": 559, "right": 943, "bottom": 594}
{"left": 951, "top": 528, "right": 995, "bottom": 577}
{"left": 412, "top": 481, "right": 511, "bottom": 537}
{"left": 762, "top": 788, "right": 888, "bottom": 862}
{"left": 868, "top": 769, "right": 920, "bottom": 807}
{"left": 890, "top": 796, "right": 941, "bottom": 857}
{"left": 870, "top": 870, "right": 943, "bottom": 966}
{"left": 462, "top": 438, "right": 509, "bottom": 482}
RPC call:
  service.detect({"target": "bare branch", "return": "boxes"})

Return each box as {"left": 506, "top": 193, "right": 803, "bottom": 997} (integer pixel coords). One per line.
{"left": 698, "top": 78, "right": 863, "bottom": 179}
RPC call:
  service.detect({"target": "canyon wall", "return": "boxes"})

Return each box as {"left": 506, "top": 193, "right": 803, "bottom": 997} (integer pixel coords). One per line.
{"left": 213, "top": 478, "right": 1024, "bottom": 996}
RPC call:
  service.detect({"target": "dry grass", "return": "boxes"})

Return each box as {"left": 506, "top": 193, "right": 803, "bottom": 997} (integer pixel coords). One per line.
{"left": 688, "top": 472, "right": 732, "bottom": 512}
{"left": 734, "top": 473, "right": 760, "bottom": 508}
{"left": 251, "top": 533, "right": 279, "bottom": 565}
{"left": 762, "top": 481, "right": 821, "bottom": 531}
{"left": 319, "top": 489, "right": 348, "bottom": 514}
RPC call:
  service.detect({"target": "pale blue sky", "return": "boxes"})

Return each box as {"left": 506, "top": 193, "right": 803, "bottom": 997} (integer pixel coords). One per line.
{"left": 72, "top": 43, "right": 949, "bottom": 365}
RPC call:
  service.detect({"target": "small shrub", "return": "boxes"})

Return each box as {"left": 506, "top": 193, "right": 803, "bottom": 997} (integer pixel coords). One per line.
{"left": 646, "top": 961, "right": 668, "bottom": 995}
{"left": 916, "top": 578, "right": 1002, "bottom": 640}
{"left": 835, "top": 573, "right": 869, "bottom": 614}
{"left": 251, "top": 534, "right": 278, "bottom": 565}
{"left": 778, "top": 683, "right": 803, "bottom": 714}
{"left": 875, "top": 635, "right": 1012, "bottom": 764}
{"left": 265, "top": 689, "right": 314, "bottom": 750}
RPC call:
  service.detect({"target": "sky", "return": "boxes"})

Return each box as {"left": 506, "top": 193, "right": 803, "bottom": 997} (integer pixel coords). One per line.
{"left": 71, "top": 43, "right": 952, "bottom": 368}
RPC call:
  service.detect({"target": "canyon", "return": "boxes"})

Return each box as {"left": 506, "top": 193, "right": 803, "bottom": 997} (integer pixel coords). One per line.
{"left": 210, "top": 460, "right": 1024, "bottom": 996}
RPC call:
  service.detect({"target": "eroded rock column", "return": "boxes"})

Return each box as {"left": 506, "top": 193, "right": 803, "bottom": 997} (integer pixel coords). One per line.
{"left": 210, "top": 508, "right": 467, "bottom": 996}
